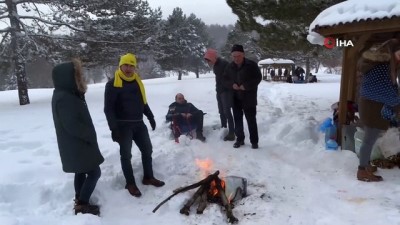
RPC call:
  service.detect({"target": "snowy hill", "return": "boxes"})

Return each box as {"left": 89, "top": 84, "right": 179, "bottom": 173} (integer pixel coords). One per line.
{"left": 1, "top": 73, "right": 400, "bottom": 225}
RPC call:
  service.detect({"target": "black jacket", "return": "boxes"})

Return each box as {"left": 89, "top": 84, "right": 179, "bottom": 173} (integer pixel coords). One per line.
{"left": 213, "top": 57, "right": 230, "bottom": 93}
{"left": 222, "top": 58, "right": 262, "bottom": 107}
{"left": 104, "top": 78, "right": 154, "bottom": 131}
{"left": 51, "top": 61, "right": 104, "bottom": 173}
{"left": 165, "top": 101, "right": 200, "bottom": 122}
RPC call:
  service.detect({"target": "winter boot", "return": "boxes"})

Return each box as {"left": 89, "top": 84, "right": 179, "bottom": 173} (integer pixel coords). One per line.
{"left": 366, "top": 164, "right": 377, "bottom": 173}
{"left": 74, "top": 202, "right": 100, "bottom": 216}
{"left": 223, "top": 132, "right": 235, "bottom": 141}
{"left": 357, "top": 166, "right": 383, "bottom": 182}
{"left": 142, "top": 177, "right": 165, "bottom": 187}
{"left": 125, "top": 184, "right": 142, "bottom": 197}
{"left": 196, "top": 131, "right": 206, "bottom": 142}
{"left": 251, "top": 143, "right": 259, "bottom": 149}
{"left": 233, "top": 140, "right": 245, "bottom": 148}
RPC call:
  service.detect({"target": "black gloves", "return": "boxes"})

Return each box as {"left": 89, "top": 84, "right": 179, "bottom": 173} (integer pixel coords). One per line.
{"left": 149, "top": 117, "right": 156, "bottom": 131}
{"left": 111, "top": 129, "right": 121, "bottom": 142}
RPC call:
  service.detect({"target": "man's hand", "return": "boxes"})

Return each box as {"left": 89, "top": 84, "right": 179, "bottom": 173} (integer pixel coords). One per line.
{"left": 149, "top": 117, "right": 156, "bottom": 130}
{"left": 233, "top": 83, "right": 240, "bottom": 90}
{"left": 239, "top": 85, "right": 245, "bottom": 90}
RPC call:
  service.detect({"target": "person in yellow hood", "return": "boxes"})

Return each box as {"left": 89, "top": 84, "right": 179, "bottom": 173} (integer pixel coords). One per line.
{"left": 104, "top": 53, "right": 165, "bottom": 197}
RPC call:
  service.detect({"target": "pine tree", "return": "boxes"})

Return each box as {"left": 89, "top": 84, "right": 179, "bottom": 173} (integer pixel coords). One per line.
{"left": 221, "top": 23, "right": 265, "bottom": 62}
{"left": 227, "top": 0, "right": 344, "bottom": 51}
{"left": 155, "top": 8, "right": 210, "bottom": 80}
{"left": 226, "top": 0, "right": 345, "bottom": 78}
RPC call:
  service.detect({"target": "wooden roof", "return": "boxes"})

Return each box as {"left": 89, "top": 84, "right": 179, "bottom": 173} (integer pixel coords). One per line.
{"left": 313, "top": 16, "right": 400, "bottom": 38}
{"left": 311, "top": 15, "right": 400, "bottom": 147}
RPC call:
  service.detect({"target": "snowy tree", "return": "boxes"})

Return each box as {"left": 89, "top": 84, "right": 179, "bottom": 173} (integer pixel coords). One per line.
{"left": 69, "top": 0, "right": 162, "bottom": 69}
{"left": 155, "top": 8, "right": 210, "bottom": 80}
{"left": 184, "top": 14, "right": 211, "bottom": 78}
{"left": 221, "top": 23, "right": 266, "bottom": 62}
{"left": 0, "top": 0, "right": 88, "bottom": 105}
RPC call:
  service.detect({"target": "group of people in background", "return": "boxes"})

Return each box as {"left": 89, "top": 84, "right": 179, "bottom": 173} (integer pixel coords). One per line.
{"left": 50, "top": 43, "right": 262, "bottom": 215}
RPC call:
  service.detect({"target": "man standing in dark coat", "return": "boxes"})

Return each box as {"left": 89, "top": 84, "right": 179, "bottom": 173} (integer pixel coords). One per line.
{"left": 204, "top": 48, "right": 235, "bottom": 141}
{"left": 222, "top": 44, "right": 262, "bottom": 149}
{"left": 51, "top": 59, "right": 104, "bottom": 215}
{"left": 104, "top": 53, "right": 165, "bottom": 198}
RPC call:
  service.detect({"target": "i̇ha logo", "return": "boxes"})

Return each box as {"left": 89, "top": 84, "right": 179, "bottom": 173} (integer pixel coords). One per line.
{"left": 323, "top": 37, "right": 354, "bottom": 49}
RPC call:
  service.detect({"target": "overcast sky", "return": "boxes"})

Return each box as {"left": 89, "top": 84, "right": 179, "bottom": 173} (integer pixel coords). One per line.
{"left": 146, "top": 0, "right": 238, "bottom": 25}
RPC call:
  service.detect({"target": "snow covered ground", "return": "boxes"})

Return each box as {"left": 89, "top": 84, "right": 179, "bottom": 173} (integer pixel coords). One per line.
{"left": 1, "top": 72, "right": 400, "bottom": 225}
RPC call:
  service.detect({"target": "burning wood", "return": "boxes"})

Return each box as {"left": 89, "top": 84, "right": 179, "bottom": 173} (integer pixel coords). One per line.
{"left": 152, "top": 171, "right": 247, "bottom": 224}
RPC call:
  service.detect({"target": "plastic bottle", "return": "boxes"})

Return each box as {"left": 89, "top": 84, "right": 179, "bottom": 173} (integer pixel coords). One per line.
{"left": 320, "top": 118, "right": 338, "bottom": 150}
{"left": 326, "top": 139, "right": 338, "bottom": 150}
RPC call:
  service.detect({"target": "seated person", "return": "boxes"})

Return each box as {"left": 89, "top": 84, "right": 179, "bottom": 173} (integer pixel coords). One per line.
{"left": 331, "top": 100, "right": 359, "bottom": 126}
{"left": 166, "top": 93, "right": 206, "bottom": 142}
{"left": 308, "top": 73, "right": 318, "bottom": 83}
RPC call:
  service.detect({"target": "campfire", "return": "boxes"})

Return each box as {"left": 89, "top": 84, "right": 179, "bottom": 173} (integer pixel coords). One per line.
{"left": 152, "top": 170, "right": 247, "bottom": 224}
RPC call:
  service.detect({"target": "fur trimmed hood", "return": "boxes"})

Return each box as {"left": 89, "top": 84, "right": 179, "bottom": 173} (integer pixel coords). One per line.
{"left": 52, "top": 59, "right": 87, "bottom": 94}
{"left": 358, "top": 38, "right": 400, "bottom": 75}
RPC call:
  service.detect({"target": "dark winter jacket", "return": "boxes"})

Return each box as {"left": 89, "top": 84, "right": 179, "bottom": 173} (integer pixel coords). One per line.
{"left": 213, "top": 57, "right": 230, "bottom": 93}
{"left": 51, "top": 60, "right": 104, "bottom": 173}
{"left": 165, "top": 101, "right": 200, "bottom": 122}
{"left": 222, "top": 58, "right": 262, "bottom": 108}
{"left": 104, "top": 78, "right": 154, "bottom": 131}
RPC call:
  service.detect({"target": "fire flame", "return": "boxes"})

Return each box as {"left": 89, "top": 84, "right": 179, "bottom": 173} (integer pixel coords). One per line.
{"left": 195, "top": 158, "right": 214, "bottom": 177}
{"left": 209, "top": 179, "right": 226, "bottom": 197}
{"left": 195, "top": 158, "right": 229, "bottom": 200}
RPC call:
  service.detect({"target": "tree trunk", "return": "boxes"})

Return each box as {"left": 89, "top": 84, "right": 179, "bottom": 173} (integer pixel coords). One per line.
{"left": 195, "top": 66, "right": 199, "bottom": 78}
{"left": 315, "top": 61, "right": 321, "bottom": 73}
{"left": 178, "top": 70, "right": 182, "bottom": 80}
{"left": 305, "top": 57, "right": 310, "bottom": 83}
{"left": 6, "top": 0, "right": 30, "bottom": 105}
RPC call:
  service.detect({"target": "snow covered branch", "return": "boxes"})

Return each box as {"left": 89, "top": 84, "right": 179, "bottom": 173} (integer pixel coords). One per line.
{"left": 18, "top": 15, "right": 86, "bottom": 32}
{"left": 0, "top": 27, "right": 10, "bottom": 33}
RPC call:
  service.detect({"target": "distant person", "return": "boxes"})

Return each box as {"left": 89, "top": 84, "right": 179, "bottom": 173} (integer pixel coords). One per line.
{"left": 283, "top": 68, "right": 289, "bottom": 76}
{"left": 308, "top": 73, "right": 318, "bottom": 83}
{"left": 104, "top": 53, "right": 165, "bottom": 198}
{"left": 278, "top": 68, "right": 283, "bottom": 76}
{"left": 270, "top": 69, "right": 275, "bottom": 79}
{"left": 204, "top": 48, "right": 235, "bottom": 141}
{"left": 51, "top": 59, "right": 104, "bottom": 216}
{"left": 356, "top": 38, "right": 400, "bottom": 182}
{"left": 222, "top": 44, "right": 262, "bottom": 149}
{"left": 165, "top": 93, "right": 206, "bottom": 142}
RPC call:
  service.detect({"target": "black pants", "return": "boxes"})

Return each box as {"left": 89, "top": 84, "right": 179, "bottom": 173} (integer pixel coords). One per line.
{"left": 117, "top": 122, "right": 154, "bottom": 185}
{"left": 217, "top": 91, "right": 234, "bottom": 133}
{"left": 232, "top": 101, "right": 258, "bottom": 144}
{"left": 74, "top": 166, "right": 101, "bottom": 204}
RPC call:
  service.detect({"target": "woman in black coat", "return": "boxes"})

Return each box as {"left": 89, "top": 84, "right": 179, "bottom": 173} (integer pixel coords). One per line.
{"left": 51, "top": 59, "right": 104, "bottom": 215}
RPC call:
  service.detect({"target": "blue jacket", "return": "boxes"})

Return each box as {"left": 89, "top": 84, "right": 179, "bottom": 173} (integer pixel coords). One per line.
{"left": 360, "top": 63, "right": 400, "bottom": 121}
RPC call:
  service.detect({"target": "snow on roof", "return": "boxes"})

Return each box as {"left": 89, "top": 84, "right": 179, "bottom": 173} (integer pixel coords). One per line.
{"left": 258, "top": 58, "right": 294, "bottom": 66}
{"left": 307, "top": 0, "right": 400, "bottom": 45}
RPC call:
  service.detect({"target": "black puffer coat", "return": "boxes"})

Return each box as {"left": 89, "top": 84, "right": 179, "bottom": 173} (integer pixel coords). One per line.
{"left": 51, "top": 60, "right": 104, "bottom": 173}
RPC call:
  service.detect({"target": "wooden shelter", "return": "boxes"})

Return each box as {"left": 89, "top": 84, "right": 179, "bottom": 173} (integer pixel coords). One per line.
{"left": 258, "top": 58, "right": 295, "bottom": 81}
{"left": 309, "top": 1, "right": 400, "bottom": 147}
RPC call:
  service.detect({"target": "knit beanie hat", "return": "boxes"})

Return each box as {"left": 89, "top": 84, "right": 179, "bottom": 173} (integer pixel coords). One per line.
{"left": 204, "top": 48, "right": 218, "bottom": 61}
{"left": 119, "top": 53, "right": 137, "bottom": 67}
{"left": 231, "top": 44, "right": 244, "bottom": 53}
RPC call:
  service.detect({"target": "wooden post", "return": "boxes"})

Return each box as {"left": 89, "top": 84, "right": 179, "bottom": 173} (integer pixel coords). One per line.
{"left": 338, "top": 34, "right": 370, "bottom": 148}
